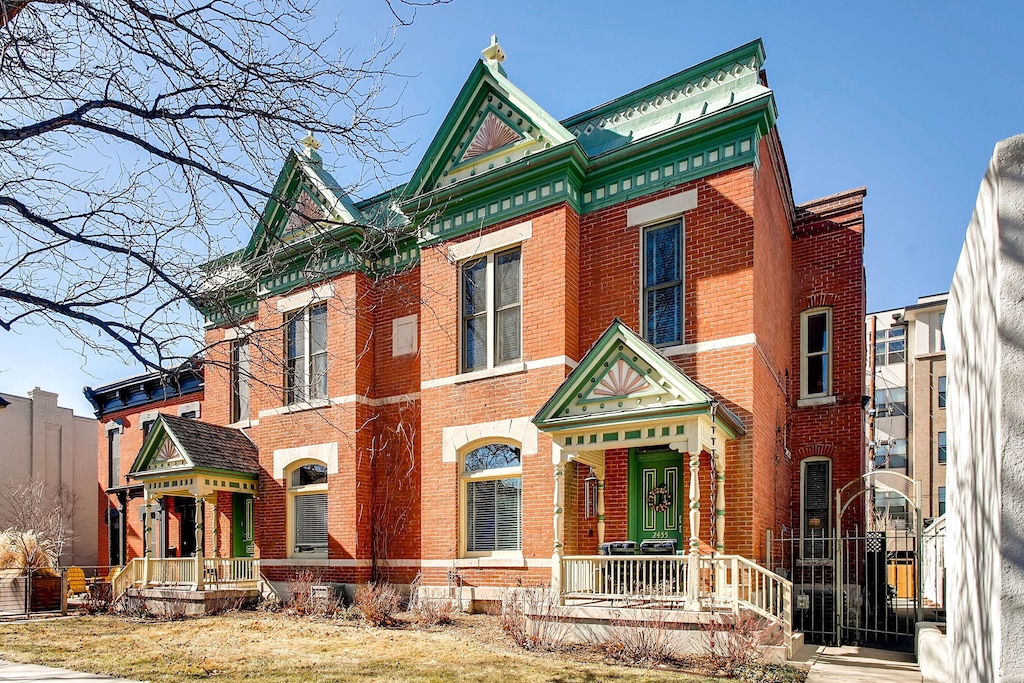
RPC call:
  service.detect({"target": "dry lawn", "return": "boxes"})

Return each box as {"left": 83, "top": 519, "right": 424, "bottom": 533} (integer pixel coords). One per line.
{"left": 0, "top": 612, "right": 724, "bottom": 682}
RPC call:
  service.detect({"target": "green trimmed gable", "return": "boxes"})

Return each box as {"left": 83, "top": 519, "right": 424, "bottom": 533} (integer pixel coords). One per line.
{"left": 404, "top": 57, "right": 574, "bottom": 197}
{"left": 534, "top": 319, "right": 744, "bottom": 439}
{"left": 200, "top": 38, "right": 782, "bottom": 329}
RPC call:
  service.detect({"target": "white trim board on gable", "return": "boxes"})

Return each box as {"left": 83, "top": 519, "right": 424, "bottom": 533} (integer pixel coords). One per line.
{"left": 626, "top": 189, "right": 698, "bottom": 228}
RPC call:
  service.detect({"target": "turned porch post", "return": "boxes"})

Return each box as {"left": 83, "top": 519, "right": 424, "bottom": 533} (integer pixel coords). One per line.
{"left": 142, "top": 492, "right": 153, "bottom": 585}
{"left": 670, "top": 440, "right": 700, "bottom": 608}
{"left": 194, "top": 494, "right": 205, "bottom": 590}
{"left": 551, "top": 452, "right": 565, "bottom": 593}
{"left": 596, "top": 472, "right": 606, "bottom": 547}
{"left": 715, "top": 451, "right": 726, "bottom": 554}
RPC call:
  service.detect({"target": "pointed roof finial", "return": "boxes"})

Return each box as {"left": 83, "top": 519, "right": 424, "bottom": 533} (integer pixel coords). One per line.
{"left": 482, "top": 35, "right": 505, "bottom": 65}
{"left": 299, "top": 130, "right": 322, "bottom": 165}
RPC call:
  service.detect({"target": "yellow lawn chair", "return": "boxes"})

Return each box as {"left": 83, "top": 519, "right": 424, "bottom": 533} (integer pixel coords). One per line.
{"left": 66, "top": 566, "right": 87, "bottom": 597}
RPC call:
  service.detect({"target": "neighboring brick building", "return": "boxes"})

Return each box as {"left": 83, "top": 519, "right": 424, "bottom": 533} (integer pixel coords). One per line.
{"left": 84, "top": 364, "right": 204, "bottom": 568}
{"left": 91, "top": 38, "right": 866, "bottom": 601}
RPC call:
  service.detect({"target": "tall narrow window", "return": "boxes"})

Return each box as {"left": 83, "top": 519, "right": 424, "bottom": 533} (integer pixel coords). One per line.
{"left": 801, "top": 308, "right": 832, "bottom": 398}
{"left": 801, "top": 458, "right": 831, "bottom": 557}
{"left": 460, "top": 247, "right": 521, "bottom": 372}
{"left": 937, "top": 431, "right": 947, "bottom": 464}
{"left": 231, "top": 340, "right": 250, "bottom": 422}
{"left": 289, "top": 462, "right": 328, "bottom": 556}
{"left": 937, "top": 375, "right": 947, "bottom": 409}
{"left": 106, "top": 425, "right": 121, "bottom": 489}
{"left": 462, "top": 443, "right": 522, "bottom": 554}
{"left": 643, "top": 222, "right": 683, "bottom": 346}
{"left": 285, "top": 304, "right": 327, "bottom": 404}
{"left": 938, "top": 486, "right": 946, "bottom": 516}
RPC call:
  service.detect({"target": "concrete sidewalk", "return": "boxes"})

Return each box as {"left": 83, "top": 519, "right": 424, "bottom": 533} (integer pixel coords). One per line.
{"left": 0, "top": 661, "right": 145, "bottom": 682}
{"left": 805, "top": 646, "right": 922, "bottom": 683}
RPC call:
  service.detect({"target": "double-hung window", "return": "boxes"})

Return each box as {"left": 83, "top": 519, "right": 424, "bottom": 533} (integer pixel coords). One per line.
{"left": 462, "top": 443, "right": 522, "bottom": 554}
{"left": 937, "top": 375, "right": 947, "bottom": 409}
{"left": 937, "top": 431, "right": 947, "bottom": 464}
{"left": 106, "top": 425, "right": 120, "bottom": 489}
{"left": 289, "top": 463, "right": 328, "bottom": 556}
{"left": 938, "top": 486, "right": 946, "bottom": 516}
{"left": 801, "top": 308, "right": 832, "bottom": 398}
{"left": 461, "top": 247, "right": 521, "bottom": 373}
{"left": 285, "top": 304, "right": 327, "bottom": 404}
{"left": 231, "top": 340, "right": 250, "bottom": 423}
{"left": 642, "top": 222, "right": 683, "bottom": 346}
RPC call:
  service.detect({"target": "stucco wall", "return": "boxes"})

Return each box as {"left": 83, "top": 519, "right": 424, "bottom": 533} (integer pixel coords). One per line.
{"left": 0, "top": 388, "right": 99, "bottom": 566}
{"left": 947, "top": 133, "right": 1024, "bottom": 683}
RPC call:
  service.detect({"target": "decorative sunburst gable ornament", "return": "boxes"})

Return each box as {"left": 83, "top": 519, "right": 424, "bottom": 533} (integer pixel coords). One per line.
{"left": 153, "top": 440, "right": 181, "bottom": 463}
{"left": 590, "top": 359, "right": 650, "bottom": 398}
{"left": 462, "top": 112, "right": 522, "bottom": 161}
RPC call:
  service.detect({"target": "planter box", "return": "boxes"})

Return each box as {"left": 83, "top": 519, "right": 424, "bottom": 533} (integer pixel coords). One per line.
{"left": 30, "top": 574, "right": 62, "bottom": 612}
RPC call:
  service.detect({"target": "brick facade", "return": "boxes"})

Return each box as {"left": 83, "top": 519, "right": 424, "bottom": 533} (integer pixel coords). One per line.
{"left": 91, "top": 40, "right": 866, "bottom": 593}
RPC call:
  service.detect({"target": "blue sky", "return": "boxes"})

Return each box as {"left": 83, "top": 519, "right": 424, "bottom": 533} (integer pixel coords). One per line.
{"left": 2, "top": 1, "right": 1020, "bottom": 415}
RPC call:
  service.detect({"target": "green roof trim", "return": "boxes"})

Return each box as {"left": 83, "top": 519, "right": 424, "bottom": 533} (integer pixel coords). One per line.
{"left": 533, "top": 319, "right": 745, "bottom": 438}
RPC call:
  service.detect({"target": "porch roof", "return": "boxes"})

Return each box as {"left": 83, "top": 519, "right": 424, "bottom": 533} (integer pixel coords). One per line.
{"left": 533, "top": 319, "right": 745, "bottom": 447}
{"left": 128, "top": 415, "right": 259, "bottom": 497}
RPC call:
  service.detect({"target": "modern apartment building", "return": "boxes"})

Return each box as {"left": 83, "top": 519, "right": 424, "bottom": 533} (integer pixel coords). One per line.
{"left": 866, "top": 293, "right": 947, "bottom": 522}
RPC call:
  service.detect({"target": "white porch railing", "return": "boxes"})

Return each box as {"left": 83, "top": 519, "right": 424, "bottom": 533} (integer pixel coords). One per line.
{"left": 561, "top": 554, "right": 792, "bottom": 637}
{"left": 109, "top": 557, "right": 260, "bottom": 602}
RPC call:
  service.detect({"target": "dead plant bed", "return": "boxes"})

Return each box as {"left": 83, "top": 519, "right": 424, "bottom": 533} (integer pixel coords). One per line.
{"left": 0, "top": 610, "right": 804, "bottom": 682}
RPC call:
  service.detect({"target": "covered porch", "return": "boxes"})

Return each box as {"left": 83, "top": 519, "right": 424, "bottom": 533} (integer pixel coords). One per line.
{"left": 532, "top": 320, "right": 795, "bottom": 651}
{"left": 112, "top": 414, "right": 262, "bottom": 607}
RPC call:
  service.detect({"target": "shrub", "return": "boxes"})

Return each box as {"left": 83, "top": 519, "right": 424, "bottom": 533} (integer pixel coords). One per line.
{"left": 0, "top": 529, "right": 56, "bottom": 569}
{"left": 284, "top": 569, "right": 345, "bottom": 618}
{"left": 408, "top": 574, "right": 455, "bottom": 627}
{"left": 355, "top": 582, "right": 403, "bottom": 627}
{"left": 81, "top": 583, "right": 112, "bottom": 615}
{"left": 700, "top": 611, "right": 783, "bottom": 677}
{"left": 607, "top": 604, "right": 674, "bottom": 667}
{"left": 499, "top": 587, "right": 567, "bottom": 651}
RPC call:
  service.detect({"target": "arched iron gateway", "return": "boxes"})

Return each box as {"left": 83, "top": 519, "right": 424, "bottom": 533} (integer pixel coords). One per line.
{"left": 769, "top": 470, "right": 940, "bottom": 651}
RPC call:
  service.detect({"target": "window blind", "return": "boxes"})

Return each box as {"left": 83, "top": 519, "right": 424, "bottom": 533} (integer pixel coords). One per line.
{"left": 466, "top": 478, "right": 522, "bottom": 552}
{"left": 294, "top": 493, "right": 328, "bottom": 552}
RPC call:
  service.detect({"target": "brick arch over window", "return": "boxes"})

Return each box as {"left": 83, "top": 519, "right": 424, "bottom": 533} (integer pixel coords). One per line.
{"left": 796, "top": 443, "right": 837, "bottom": 460}
{"left": 801, "top": 293, "right": 838, "bottom": 311}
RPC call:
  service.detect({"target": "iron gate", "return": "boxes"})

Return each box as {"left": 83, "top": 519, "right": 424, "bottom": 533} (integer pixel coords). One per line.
{"left": 767, "top": 471, "right": 927, "bottom": 651}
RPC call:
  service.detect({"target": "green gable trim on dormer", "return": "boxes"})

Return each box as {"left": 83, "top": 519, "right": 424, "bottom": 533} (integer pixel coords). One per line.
{"left": 404, "top": 58, "right": 574, "bottom": 198}
{"left": 243, "top": 149, "right": 364, "bottom": 261}
{"left": 533, "top": 319, "right": 744, "bottom": 439}
{"left": 129, "top": 416, "right": 192, "bottom": 478}
{"left": 561, "top": 39, "right": 768, "bottom": 158}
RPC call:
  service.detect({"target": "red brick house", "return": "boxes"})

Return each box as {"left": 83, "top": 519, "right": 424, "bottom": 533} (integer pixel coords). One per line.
{"left": 89, "top": 38, "right": 865, "bottom": 634}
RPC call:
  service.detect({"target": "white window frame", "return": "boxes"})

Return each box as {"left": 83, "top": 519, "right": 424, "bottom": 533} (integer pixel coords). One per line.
{"left": 285, "top": 304, "right": 328, "bottom": 405}
{"left": 459, "top": 441, "right": 523, "bottom": 558}
{"left": 800, "top": 307, "right": 833, "bottom": 399}
{"left": 231, "top": 339, "right": 250, "bottom": 423}
{"left": 459, "top": 247, "right": 522, "bottom": 373}
{"left": 286, "top": 459, "right": 328, "bottom": 558}
{"left": 639, "top": 219, "right": 685, "bottom": 348}
{"left": 799, "top": 456, "right": 832, "bottom": 558}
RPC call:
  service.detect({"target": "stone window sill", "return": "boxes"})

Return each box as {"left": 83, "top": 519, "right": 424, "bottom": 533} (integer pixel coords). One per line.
{"left": 797, "top": 395, "right": 837, "bottom": 408}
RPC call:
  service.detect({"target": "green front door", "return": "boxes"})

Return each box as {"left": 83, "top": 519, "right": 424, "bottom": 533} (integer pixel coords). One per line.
{"left": 628, "top": 449, "right": 683, "bottom": 548}
{"left": 232, "top": 493, "right": 254, "bottom": 558}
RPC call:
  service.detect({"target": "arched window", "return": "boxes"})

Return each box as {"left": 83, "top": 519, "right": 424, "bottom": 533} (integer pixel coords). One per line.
{"left": 461, "top": 443, "right": 522, "bottom": 555}
{"left": 288, "top": 461, "right": 328, "bottom": 557}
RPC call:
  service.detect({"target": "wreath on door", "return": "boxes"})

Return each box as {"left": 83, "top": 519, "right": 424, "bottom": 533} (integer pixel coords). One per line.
{"left": 647, "top": 484, "right": 672, "bottom": 512}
